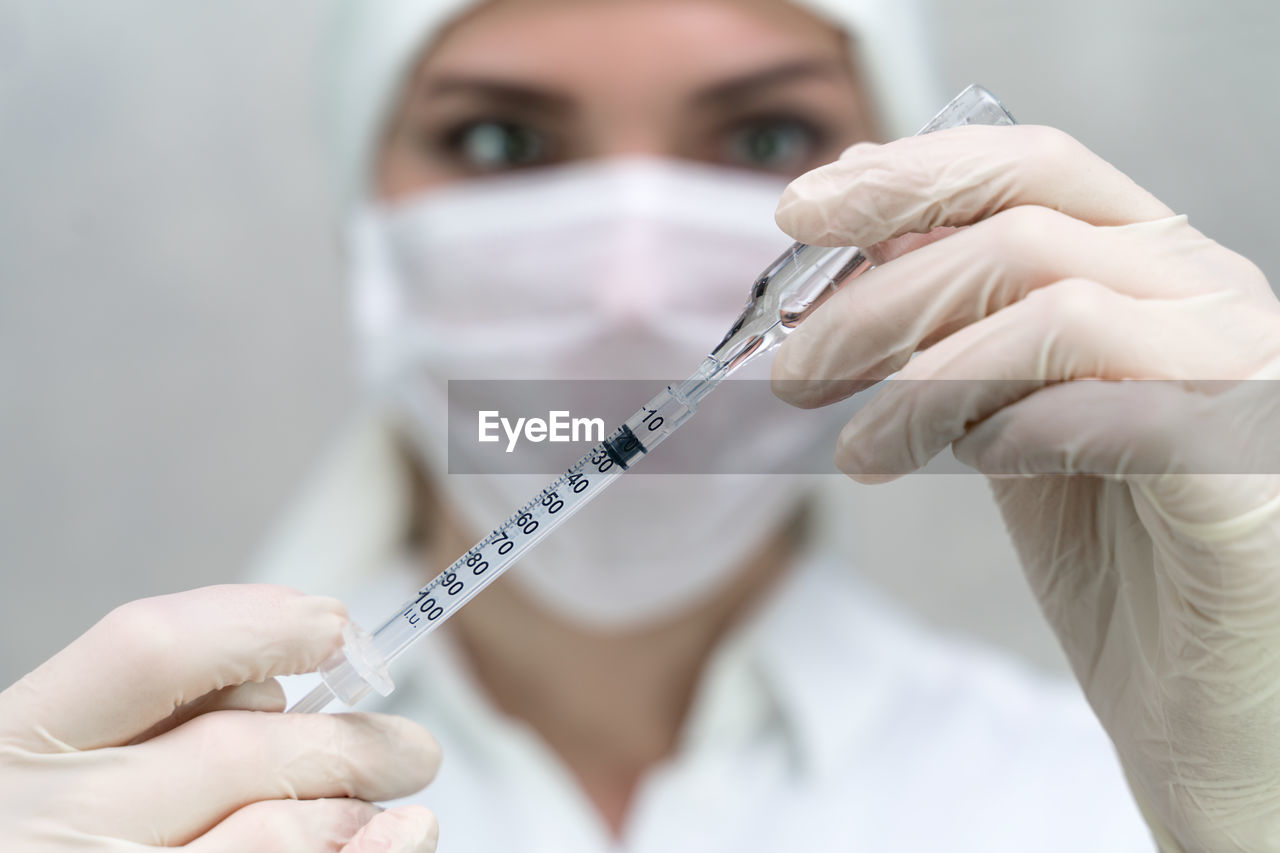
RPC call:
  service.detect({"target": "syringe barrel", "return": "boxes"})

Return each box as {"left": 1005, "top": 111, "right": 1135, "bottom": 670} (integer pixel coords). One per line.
{"left": 310, "top": 576, "right": 476, "bottom": 708}
{"left": 289, "top": 85, "right": 1017, "bottom": 715}
{"left": 312, "top": 621, "right": 396, "bottom": 707}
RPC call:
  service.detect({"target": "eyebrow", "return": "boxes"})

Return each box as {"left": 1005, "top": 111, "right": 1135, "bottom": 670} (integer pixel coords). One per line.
{"left": 420, "top": 76, "right": 575, "bottom": 115}
{"left": 420, "top": 59, "right": 849, "bottom": 114}
{"left": 691, "top": 60, "right": 851, "bottom": 108}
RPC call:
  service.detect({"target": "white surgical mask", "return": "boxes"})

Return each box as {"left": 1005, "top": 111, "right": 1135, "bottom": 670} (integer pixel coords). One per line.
{"left": 349, "top": 158, "right": 842, "bottom": 630}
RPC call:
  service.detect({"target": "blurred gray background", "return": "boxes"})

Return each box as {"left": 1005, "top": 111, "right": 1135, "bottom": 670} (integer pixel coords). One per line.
{"left": 2, "top": 0, "right": 1277, "bottom": 688}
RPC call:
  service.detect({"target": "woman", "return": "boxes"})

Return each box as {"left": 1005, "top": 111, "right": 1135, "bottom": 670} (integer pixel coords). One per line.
{"left": 3, "top": 1, "right": 1278, "bottom": 851}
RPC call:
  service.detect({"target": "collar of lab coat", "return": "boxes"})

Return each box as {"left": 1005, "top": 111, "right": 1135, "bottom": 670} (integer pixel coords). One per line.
{"left": 390, "top": 550, "right": 920, "bottom": 784}
{"left": 694, "top": 548, "right": 950, "bottom": 780}
{"left": 251, "top": 411, "right": 966, "bottom": 781}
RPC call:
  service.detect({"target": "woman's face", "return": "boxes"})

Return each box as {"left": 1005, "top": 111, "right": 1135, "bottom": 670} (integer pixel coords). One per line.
{"left": 377, "top": 0, "right": 876, "bottom": 201}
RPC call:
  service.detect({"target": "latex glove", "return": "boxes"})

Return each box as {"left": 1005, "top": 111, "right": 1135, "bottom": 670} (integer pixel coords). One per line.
{"left": 772, "top": 125, "right": 1280, "bottom": 852}
{"left": 0, "top": 585, "right": 441, "bottom": 852}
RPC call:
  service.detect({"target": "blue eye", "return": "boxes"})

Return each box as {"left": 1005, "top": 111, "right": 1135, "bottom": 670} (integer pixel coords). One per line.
{"left": 725, "top": 119, "right": 820, "bottom": 172}
{"left": 449, "top": 121, "right": 549, "bottom": 172}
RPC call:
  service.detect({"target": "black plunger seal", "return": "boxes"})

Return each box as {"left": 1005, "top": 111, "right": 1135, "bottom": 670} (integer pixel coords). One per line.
{"left": 603, "top": 425, "right": 647, "bottom": 470}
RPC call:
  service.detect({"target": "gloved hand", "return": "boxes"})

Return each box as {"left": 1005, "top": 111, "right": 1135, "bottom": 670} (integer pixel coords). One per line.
{"left": 772, "top": 124, "right": 1280, "bottom": 852}
{"left": 0, "top": 585, "right": 441, "bottom": 852}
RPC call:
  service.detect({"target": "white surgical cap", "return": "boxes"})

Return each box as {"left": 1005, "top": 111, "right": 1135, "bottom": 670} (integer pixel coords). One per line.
{"left": 324, "top": 0, "right": 941, "bottom": 203}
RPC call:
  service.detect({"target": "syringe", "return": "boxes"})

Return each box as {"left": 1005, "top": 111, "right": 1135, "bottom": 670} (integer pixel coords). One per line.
{"left": 289, "top": 84, "right": 1016, "bottom": 714}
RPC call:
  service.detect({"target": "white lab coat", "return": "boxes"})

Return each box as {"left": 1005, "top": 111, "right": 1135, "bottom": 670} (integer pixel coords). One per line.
{"left": 257, "top": 416, "right": 1155, "bottom": 852}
